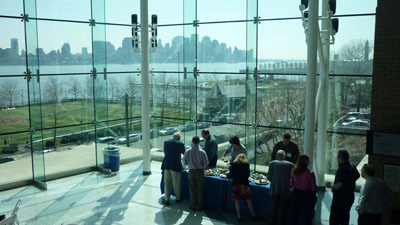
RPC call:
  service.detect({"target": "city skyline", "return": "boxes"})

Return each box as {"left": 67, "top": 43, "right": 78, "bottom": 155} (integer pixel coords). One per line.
{"left": 0, "top": 0, "right": 377, "bottom": 60}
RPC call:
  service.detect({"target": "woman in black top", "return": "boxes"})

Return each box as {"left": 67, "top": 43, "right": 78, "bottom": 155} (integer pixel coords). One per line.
{"left": 227, "top": 153, "right": 256, "bottom": 221}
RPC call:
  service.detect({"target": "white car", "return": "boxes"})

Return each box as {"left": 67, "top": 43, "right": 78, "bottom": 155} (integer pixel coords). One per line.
{"left": 341, "top": 120, "right": 370, "bottom": 129}
{"left": 159, "top": 127, "right": 178, "bottom": 136}
{"left": 117, "top": 134, "right": 140, "bottom": 144}
{"left": 97, "top": 137, "right": 116, "bottom": 144}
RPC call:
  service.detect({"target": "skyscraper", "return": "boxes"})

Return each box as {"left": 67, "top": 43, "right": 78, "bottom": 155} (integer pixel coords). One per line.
{"left": 61, "top": 43, "right": 71, "bottom": 58}
{"left": 10, "top": 38, "right": 19, "bottom": 56}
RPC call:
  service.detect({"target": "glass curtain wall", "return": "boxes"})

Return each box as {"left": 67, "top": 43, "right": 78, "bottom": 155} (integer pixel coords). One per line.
{"left": 0, "top": 0, "right": 376, "bottom": 187}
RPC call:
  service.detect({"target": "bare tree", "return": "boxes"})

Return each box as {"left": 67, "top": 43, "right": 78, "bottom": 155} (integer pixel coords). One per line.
{"left": 340, "top": 39, "right": 372, "bottom": 74}
{"left": 108, "top": 77, "right": 120, "bottom": 102}
{"left": 44, "top": 77, "right": 62, "bottom": 148}
{"left": 156, "top": 73, "right": 171, "bottom": 127}
{"left": 0, "top": 79, "right": 18, "bottom": 108}
{"left": 123, "top": 77, "right": 139, "bottom": 132}
{"left": 85, "top": 76, "right": 94, "bottom": 100}
{"left": 336, "top": 39, "right": 373, "bottom": 112}
{"left": 68, "top": 78, "right": 81, "bottom": 101}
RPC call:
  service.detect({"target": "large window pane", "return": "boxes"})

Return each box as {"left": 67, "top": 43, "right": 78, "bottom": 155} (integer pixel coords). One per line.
{"left": 36, "top": 0, "right": 91, "bottom": 21}
{"left": 106, "top": 25, "right": 139, "bottom": 71}
{"left": 37, "top": 21, "right": 92, "bottom": 74}
{"left": 149, "top": 0, "right": 183, "bottom": 25}
{"left": 330, "top": 16, "right": 376, "bottom": 75}
{"left": 150, "top": 26, "right": 184, "bottom": 72}
{"left": 257, "top": 74, "right": 306, "bottom": 129}
{"left": 107, "top": 73, "right": 142, "bottom": 120}
{"left": 0, "top": 77, "right": 29, "bottom": 134}
{"left": 105, "top": 120, "right": 143, "bottom": 162}
{"left": 0, "top": 133, "right": 31, "bottom": 185}
{"left": 328, "top": 76, "right": 371, "bottom": 134}
{"left": 326, "top": 132, "right": 366, "bottom": 175}
{"left": 105, "top": 0, "right": 140, "bottom": 24}
{"left": 0, "top": 18, "right": 26, "bottom": 75}
{"left": 334, "top": 0, "right": 377, "bottom": 15}
{"left": 197, "top": 73, "right": 247, "bottom": 124}
{"left": 259, "top": 0, "right": 376, "bottom": 19}
{"left": 43, "top": 125, "right": 96, "bottom": 175}
{"left": 198, "top": 0, "right": 246, "bottom": 22}
{"left": 197, "top": 22, "right": 247, "bottom": 72}
{"left": 0, "top": 1, "right": 23, "bottom": 16}
{"left": 258, "top": 19, "right": 306, "bottom": 63}
{"left": 40, "top": 75, "right": 94, "bottom": 129}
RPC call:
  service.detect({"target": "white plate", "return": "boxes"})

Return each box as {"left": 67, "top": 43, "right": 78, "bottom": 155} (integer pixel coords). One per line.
{"left": 254, "top": 179, "right": 269, "bottom": 185}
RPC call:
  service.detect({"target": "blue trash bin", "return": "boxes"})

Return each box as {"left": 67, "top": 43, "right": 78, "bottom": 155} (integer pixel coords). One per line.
{"left": 102, "top": 147, "right": 120, "bottom": 172}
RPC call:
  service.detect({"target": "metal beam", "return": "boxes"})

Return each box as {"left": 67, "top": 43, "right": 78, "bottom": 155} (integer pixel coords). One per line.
{"left": 304, "top": 0, "right": 319, "bottom": 164}
{"left": 141, "top": 0, "right": 151, "bottom": 175}
{"left": 315, "top": 0, "right": 330, "bottom": 186}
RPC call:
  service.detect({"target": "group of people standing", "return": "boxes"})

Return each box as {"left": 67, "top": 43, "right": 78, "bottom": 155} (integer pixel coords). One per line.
{"left": 162, "top": 129, "right": 255, "bottom": 220}
{"left": 161, "top": 131, "right": 393, "bottom": 225}
{"left": 268, "top": 133, "right": 393, "bottom": 225}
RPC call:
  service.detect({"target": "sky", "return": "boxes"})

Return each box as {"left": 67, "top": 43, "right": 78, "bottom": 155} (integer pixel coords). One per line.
{"left": 0, "top": 0, "right": 377, "bottom": 60}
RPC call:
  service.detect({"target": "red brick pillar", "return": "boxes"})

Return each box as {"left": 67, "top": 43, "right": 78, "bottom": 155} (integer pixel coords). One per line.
{"left": 370, "top": 0, "right": 400, "bottom": 224}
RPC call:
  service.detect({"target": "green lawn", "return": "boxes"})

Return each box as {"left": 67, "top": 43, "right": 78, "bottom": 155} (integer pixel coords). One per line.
{"left": 0, "top": 100, "right": 190, "bottom": 154}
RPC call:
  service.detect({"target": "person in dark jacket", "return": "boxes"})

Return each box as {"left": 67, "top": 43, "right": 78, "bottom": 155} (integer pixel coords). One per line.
{"left": 201, "top": 129, "right": 218, "bottom": 167}
{"left": 267, "top": 150, "right": 294, "bottom": 225}
{"left": 227, "top": 153, "right": 256, "bottom": 221}
{"left": 161, "top": 133, "right": 185, "bottom": 205}
{"left": 271, "top": 133, "right": 299, "bottom": 164}
{"left": 329, "top": 150, "right": 360, "bottom": 225}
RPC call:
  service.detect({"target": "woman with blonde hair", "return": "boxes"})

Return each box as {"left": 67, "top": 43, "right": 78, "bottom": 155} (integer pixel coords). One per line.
{"left": 227, "top": 153, "right": 256, "bottom": 221}
{"left": 290, "top": 154, "right": 317, "bottom": 225}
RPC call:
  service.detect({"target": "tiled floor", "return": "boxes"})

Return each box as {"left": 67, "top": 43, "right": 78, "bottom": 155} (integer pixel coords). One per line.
{"left": 0, "top": 161, "right": 359, "bottom": 225}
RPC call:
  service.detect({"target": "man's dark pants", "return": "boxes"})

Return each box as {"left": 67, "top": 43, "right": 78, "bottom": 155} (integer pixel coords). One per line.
{"left": 358, "top": 213, "right": 382, "bottom": 225}
{"left": 267, "top": 193, "right": 290, "bottom": 225}
{"left": 188, "top": 169, "right": 205, "bottom": 210}
{"left": 329, "top": 196, "right": 354, "bottom": 225}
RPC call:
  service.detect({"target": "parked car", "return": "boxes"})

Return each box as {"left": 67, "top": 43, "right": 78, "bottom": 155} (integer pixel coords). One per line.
{"left": 341, "top": 119, "right": 370, "bottom": 129}
{"left": 129, "top": 134, "right": 140, "bottom": 142}
{"left": 117, "top": 134, "right": 140, "bottom": 144}
{"left": 343, "top": 112, "right": 360, "bottom": 122}
{"left": 159, "top": 127, "right": 178, "bottom": 136}
{"left": 212, "top": 116, "right": 227, "bottom": 126}
{"left": 198, "top": 122, "right": 210, "bottom": 129}
{"left": 140, "top": 129, "right": 159, "bottom": 139}
{"left": 96, "top": 137, "right": 116, "bottom": 144}
{"left": 180, "top": 122, "right": 195, "bottom": 132}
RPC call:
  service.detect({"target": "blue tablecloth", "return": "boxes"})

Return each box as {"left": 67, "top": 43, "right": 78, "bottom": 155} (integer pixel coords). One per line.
{"left": 161, "top": 170, "right": 271, "bottom": 215}
{"left": 160, "top": 170, "right": 227, "bottom": 210}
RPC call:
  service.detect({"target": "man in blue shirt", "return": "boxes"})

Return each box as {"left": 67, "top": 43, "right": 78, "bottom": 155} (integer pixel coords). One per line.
{"left": 201, "top": 129, "right": 218, "bottom": 167}
{"left": 330, "top": 150, "right": 360, "bottom": 225}
{"left": 161, "top": 133, "right": 185, "bottom": 205}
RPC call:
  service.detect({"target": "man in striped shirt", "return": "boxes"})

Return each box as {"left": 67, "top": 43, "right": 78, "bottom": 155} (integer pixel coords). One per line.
{"left": 183, "top": 136, "right": 208, "bottom": 211}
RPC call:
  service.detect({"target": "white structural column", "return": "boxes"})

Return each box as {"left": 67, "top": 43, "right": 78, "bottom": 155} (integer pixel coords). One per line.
{"left": 304, "top": 0, "right": 319, "bottom": 164}
{"left": 141, "top": 0, "right": 151, "bottom": 175}
{"left": 315, "top": 0, "right": 330, "bottom": 186}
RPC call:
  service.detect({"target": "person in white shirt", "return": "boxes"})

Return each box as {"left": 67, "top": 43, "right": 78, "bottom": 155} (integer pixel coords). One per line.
{"left": 356, "top": 164, "right": 393, "bottom": 225}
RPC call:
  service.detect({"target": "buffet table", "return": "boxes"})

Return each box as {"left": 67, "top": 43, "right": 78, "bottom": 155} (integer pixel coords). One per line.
{"left": 160, "top": 170, "right": 270, "bottom": 218}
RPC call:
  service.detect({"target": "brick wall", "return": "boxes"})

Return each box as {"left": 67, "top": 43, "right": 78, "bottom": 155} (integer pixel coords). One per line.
{"left": 370, "top": 0, "right": 400, "bottom": 224}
